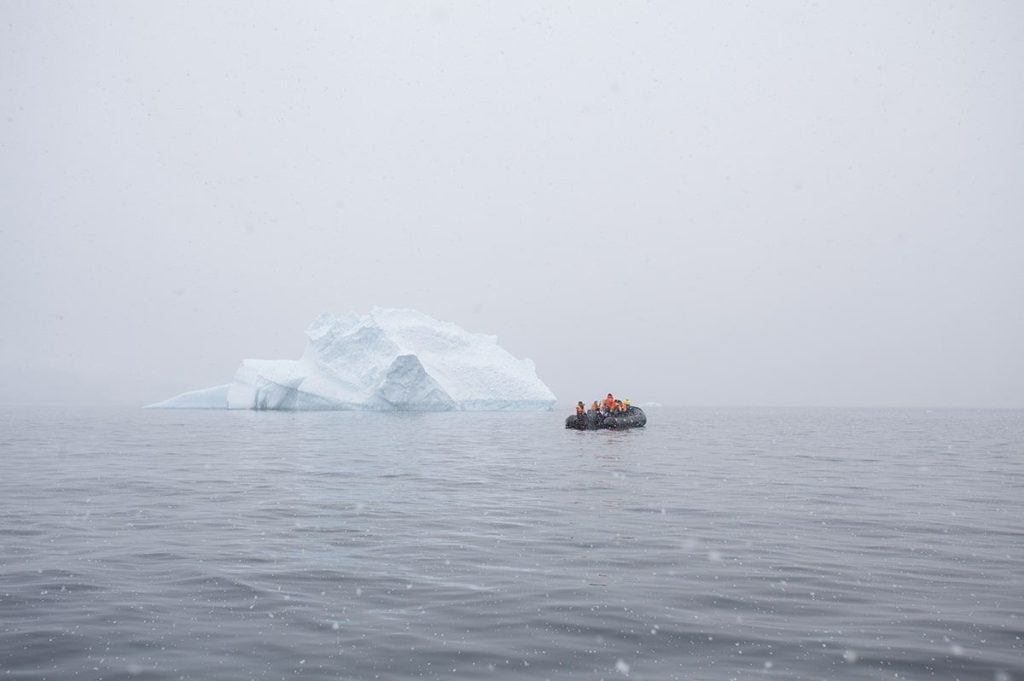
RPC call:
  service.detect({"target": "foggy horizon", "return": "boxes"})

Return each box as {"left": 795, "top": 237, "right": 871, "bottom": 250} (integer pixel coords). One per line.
{"left": 2, "top": 2, "right": 1022, "bottom": 410}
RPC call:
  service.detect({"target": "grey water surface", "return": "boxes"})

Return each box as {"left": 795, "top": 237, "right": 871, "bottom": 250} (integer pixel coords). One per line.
{"left": 1, "top": 407, "right": 1022, "bottom": 680}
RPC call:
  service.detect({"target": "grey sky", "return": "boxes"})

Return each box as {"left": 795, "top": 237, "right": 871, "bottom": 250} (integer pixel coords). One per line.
{"left": 2, "top": 1, "right": 1022, "bottom": 408}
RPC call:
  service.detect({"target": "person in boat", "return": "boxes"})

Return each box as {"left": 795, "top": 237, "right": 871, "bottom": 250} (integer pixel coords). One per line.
{"left": 590, "top": 401, "right": 601, "bottom": 413}
{"left": 575, "top": 401, "right": 585, "bottom": 417}
{"left": 614, "top": 399, "right": 625, "bottom": 413}
{"left": 602, "top": 393, "right": 615, "bottom": 413}
{"left": 623, "top": 398, "right": 631, "bottom": 412}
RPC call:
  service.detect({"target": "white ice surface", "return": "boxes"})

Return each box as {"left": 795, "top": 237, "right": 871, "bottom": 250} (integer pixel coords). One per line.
{"left": 148, "top": 308, "right": 556, "bottom": 411}
{"left": 146, "top": 384, "right": 230, "bottom": 409}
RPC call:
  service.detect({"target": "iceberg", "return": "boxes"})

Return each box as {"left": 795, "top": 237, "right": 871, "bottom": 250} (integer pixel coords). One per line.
{"left": 147, "top": 308, "right": 557, "bottom": 411}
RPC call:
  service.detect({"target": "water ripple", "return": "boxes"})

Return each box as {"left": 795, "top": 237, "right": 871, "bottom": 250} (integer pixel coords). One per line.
{"left": 0, "top": 406, "right": 1021, "bottom": 680}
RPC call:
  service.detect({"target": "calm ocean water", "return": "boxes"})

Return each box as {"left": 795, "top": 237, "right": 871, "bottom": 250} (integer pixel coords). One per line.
{"left": 1, "top": 406, "right": 1021, "bottom": 680}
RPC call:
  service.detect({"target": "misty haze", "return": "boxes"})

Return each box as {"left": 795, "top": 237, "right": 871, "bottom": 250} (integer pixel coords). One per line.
{"left": 1, "top": 3, "right": 1021, "bottom": 680}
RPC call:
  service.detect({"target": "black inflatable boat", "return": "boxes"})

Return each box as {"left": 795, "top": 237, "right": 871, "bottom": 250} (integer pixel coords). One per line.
{"left": 565, "top": 406, "right": 647, "bottom": 430}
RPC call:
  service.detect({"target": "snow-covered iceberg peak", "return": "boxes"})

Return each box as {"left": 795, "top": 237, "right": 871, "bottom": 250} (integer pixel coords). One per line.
{"left": 147, "top": 308, "right": 557, "bottom": 411}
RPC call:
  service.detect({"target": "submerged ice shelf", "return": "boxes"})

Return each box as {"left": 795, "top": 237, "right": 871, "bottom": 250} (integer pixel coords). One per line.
{"left": 148, "top": 308, "right": 556, "bottom": 411}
